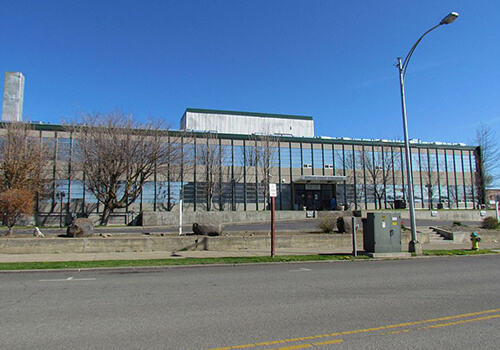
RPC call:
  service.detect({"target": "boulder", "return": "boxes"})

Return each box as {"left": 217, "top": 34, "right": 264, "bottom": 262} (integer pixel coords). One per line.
{"left": 66, "top": 218, "right": 95, "bottom": 237}
{"left": 192, "top": 222, "right": 224, "bottom": 236}
{"left": 336, "top": 216, "right": 361, "bottom": 234}
{"left": 33, "top": 227, "right": 45, "bottom": 237}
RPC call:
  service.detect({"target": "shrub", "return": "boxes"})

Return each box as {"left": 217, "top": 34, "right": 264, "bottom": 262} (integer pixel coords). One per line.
{"left": 453, "top": 221, "right": 463, "bottom": 226}
{"left": 0, "top": 189, "right": 35, "bottom": 235}
{"left": 317, "top": 216, "right": 336, "bottom": 233}
{"left": 482, "top": 217, "right": 499, "bottom": 230}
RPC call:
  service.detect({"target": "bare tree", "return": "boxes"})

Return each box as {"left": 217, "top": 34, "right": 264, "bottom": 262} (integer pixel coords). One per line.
{"left": 155, "top": 134, "right": 184, "bottom": 211}
{"left": 447, "top": 183, "right": 458, "bottom": 209}
{"left": 360, "top": 147, "right": 398, "bottom": 209}
{"left": 340, "top": 146, "right": 398, "bottom": 209}
{"left": 69, "top": 111, "right": 177, "bottom": 225}
{"left": 420, "top": 154, "right": 439, "bottom": 209}
{"left": 474, "top": 124, "right": 499, "bottom": 204}
{"left": 196, "top": 132, "right": 229, "bottom": 211}
{"left": 0, "top": 122, "right": 49, "bottom": 194}
{"left": 246, "top": 134, "right": 279, "bottom": 210}
{"left": 335, "top": 148, "right": 361, "bottom": 209}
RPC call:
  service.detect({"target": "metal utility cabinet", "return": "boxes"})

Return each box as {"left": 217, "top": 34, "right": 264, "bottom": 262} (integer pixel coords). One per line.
{"left": 363, "top": 213, "right": 402, "bottom": 253}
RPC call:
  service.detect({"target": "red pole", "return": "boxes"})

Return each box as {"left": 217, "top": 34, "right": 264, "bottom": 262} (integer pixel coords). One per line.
{"left": 271, "top": 196, "right": 275, "bottom": 257}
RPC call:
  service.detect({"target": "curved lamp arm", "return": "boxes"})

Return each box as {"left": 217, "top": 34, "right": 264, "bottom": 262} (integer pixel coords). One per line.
{"left": 399, "top": 12, "right": 459, "bottom": 78}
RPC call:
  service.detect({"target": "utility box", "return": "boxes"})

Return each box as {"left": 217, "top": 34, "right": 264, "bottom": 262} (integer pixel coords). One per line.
{"left": 363, "top": 213, "right": 401, "bottom": 253}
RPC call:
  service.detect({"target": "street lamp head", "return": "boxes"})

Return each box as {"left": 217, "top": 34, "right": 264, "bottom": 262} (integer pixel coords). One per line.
{"left": 440, "top": 12, "right": 459, "bottom": 25}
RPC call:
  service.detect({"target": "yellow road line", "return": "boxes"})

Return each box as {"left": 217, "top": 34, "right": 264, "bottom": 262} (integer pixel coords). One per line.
{"left": 204, "top": 308, "right": 500, "bottom": 350}
{"left": 388, "top": 329, "right": 410, "bottom": 335}
{"left": 259, "top": 339, "right": 344, "bottom": 350}
{"left": 325, "top": 308, "right": 500, "bottom": 338}
{"left": 312, "top": 339, "right": 344, "bottom": 346}
{"left": 421, "top": 314, "right": 500, "bottom": 330}
{"left": 278, "top": 344, "right": 312, "bottom": 350}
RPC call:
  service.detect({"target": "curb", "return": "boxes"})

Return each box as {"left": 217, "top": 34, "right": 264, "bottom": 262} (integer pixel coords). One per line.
{"left": 1, "top": 252, "right": 498, "bottom": 274}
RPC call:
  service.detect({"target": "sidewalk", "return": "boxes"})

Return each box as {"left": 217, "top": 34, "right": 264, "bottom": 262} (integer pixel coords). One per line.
{"left": 1, "top": 242, "right": 499, "bottom": 263}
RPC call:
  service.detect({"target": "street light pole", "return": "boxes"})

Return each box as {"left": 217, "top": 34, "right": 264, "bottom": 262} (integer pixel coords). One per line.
{"left": 397, "top": 57, "right": 420, "bottom": 254}
{"left": 397, "top": 12, "right": 458, "bottom": 254}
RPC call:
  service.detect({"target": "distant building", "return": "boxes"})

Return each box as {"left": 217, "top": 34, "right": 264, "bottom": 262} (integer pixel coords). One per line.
{"left": 181, "top": 108, "right": 315, "bottom": 137}
{"left": 486, "top": 189, "right": 500, "bottom": 206}
{"left": 2, "top": 72, "right": 25, "bottom": 122}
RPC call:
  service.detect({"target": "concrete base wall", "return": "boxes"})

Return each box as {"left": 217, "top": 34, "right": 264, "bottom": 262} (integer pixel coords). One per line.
{"left": 0, "top": 234, "right": 352, "bottom": 254}
{"left": 0, "top": 231, "right": 432, "bottom": 255}
{"left": 142, "top": 210, "right": 352, "bottom": 226}
{"left": 35, "top": 213, "right": 135, "bottom": 227}
{"left": 145, "top": 209, "right": 496, "bottom": 226}
{"left": 32, "top": 209, "right": 497, "bottom": 228}
{"left": 355, "top": 209, "right": 495, "bottom": 222}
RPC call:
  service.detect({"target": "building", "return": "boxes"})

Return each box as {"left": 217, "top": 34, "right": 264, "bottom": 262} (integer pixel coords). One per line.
{"left": 486, "top": 189, "right": 500, "bottom": 207}
{"left": 2, "top": 72, "right": 25, "bottom": 122}
{"left": 0, "top": 109, "right": 483, "bottom": 225}
{"left": 181, "top": 108, "right": 315, "bottom": 137}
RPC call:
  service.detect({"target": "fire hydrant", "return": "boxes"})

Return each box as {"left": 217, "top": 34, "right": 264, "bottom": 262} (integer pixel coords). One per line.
{"left": 470, "top": 232, "right": 481, "bottom": 251}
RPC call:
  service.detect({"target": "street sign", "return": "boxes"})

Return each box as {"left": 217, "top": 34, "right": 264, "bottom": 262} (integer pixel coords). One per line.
{"left": 269, "top": 183, "right": 277, "bottom": 197}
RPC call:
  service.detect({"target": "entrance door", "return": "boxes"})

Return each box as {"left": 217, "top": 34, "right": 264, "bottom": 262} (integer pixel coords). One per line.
{"left": 305, "top": 190, "right": 321, "bottom": 210}
{"left": 294, "top": 183, "right": 336, "bottom": 210}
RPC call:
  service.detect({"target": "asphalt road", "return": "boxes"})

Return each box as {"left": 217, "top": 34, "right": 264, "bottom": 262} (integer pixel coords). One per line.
{"left": 1, "top": 255, "right": 499, "bottom": 349}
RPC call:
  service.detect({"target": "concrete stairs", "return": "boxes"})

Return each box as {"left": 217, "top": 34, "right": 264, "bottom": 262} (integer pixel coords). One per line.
{"left": 418, "top": 227, "right": 451, "bottom": 243}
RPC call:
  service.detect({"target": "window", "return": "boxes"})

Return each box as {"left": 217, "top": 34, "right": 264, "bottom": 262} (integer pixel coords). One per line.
{"left": 302, "top": 146, "right": 312, "bottom": 167}
{"left": 57, "top": 138, "right": 71, "bottom": 161}
{"left": 280, "top": 147, "right": 291, "bottom": 168}
{"left": 313, "top": 148, "right": 323, "bottom": 168}
{"left": 291, "top": 148, "right": 301, "bottom": 168}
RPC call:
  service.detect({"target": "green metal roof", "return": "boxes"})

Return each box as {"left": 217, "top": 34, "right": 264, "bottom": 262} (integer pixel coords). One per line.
{"left": 184, "top": 108, "right": 314, "bottom": 121}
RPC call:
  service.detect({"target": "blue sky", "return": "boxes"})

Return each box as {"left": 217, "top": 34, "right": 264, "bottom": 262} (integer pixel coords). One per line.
{"left": 1, "top": 0, "right": 499, "bottom": 145}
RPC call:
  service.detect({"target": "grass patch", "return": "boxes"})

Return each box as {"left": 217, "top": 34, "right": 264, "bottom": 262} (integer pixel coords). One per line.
{"left": 0, "top": 254, "right": 369, "bottom": 271}
{"left": 423, "top": 249, "right": 498, "bottom": 256}
{"left": 4, "top": 250, "right": 497, "bottom": 271}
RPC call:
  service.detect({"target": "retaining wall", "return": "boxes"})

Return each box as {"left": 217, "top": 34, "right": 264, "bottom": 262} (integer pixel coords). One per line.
{"left": 142, "top": 210, "right": 352, "bottom": 226}
{"left": 33, "top": 209, "right": 497, "bottom": 228}
{"left": 354, "top": 209, "right": 496, "bottom": 222}
{"left": 0, "top": 231, "right": 430, "bottom": 255}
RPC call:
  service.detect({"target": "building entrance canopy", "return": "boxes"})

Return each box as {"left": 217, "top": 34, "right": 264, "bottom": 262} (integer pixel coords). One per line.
{"left": 292, "top": 175, "right": 346, "bottom": 210}
{"left": 293, "top": 175, "right": 346, "bottom": 184}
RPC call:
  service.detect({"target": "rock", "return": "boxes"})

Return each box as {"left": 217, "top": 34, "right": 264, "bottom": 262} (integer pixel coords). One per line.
{"left": 66, "top": 218, "right": 95, "bottom": 237}
{"left": 336, "top": 216, "right": 361, "bottom": 234}
{"left": 192, "top": 222, "right": 224, "bottom": 236}
{"left": 33, "top": 227, "right": 44, "bottom": 237}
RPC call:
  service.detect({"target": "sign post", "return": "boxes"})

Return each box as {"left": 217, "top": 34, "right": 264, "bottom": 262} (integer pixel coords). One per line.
{"left": 352, "top": 216, "right": 357, "bottom": 257}
{"left": 269, "top": 184, "right": 277, "bottom": 257}
{"left": 179, "top": 188, "right": 183, "bottom": 236}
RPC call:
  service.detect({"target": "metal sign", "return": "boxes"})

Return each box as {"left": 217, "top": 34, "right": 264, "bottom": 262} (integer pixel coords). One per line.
{"left": 269, "top": 183, "right": 277, "bottom": 197}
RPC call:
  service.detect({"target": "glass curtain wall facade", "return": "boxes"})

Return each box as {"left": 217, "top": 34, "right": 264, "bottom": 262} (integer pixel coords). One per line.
{"left": 2, "top": 124, "right": 480, "bottom": 221}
